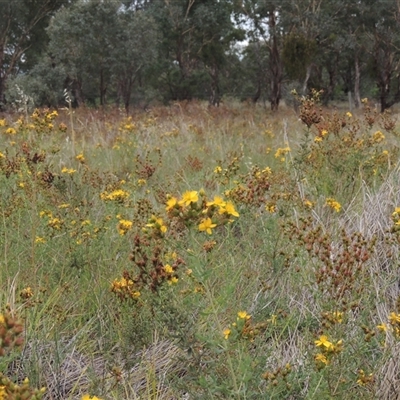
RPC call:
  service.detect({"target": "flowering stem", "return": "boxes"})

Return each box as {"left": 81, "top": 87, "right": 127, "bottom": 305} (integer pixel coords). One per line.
{"left": 203, "top": 282, "right": 241, "bottom": 399}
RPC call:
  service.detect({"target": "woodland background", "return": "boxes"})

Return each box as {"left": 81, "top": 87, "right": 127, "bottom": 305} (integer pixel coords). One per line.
{"left": 2, "top": 0, "right": 400, "bottom": 113}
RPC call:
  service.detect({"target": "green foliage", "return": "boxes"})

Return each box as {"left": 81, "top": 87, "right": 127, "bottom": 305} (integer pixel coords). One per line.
{"left": 282, "top": 34, "right": 317, "bottom": 82}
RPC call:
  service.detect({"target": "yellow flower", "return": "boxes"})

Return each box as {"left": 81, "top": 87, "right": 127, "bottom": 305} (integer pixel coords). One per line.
{"left": 166, "top": 197, "right": 178, "bottom": 211}
{"left": 0, "top": 119, "right": 6, "bottom": 126}
{"left": 76, "top": 153, "right": 85, "bottom": 162}
{"left": 137, "top": 179, "right": 146, "bottom": 186}
{"left": 372, "top": 130, "right": 385, "bottom": 143}
{"left": 118, "top": 219, "right": 133, "bottom": 235}
{"left": 315, "top": 353, "right": 329, "bottom": 365}
{"left": 5, "top": 127, "right": 16, "bottom": 135}
{"left": 265, "top": 203, "right": 277, "bottom": 213}
{"left": 223, "top": 328, "right": 231, "bottom": 340}
{"left": 332, "top": 311, "right": 343, "bottom": 323}
{"left": 389, "top": 312, "right": 400, "bottom": 324}
{"left": 81, "top": 395, "right": 102, "bottom": 400}
{"left": 199, "top": 218, "right": 217, "bottom": 234}
{"left": 61, "top": 167, "right": 76, "bottom": 174}
{"left": 168, "top": 276, "right": 179, "bottom": 285}
{"left": 164, "top": 264, "right": 174, "bottom": 274}
{"left": 48, "top": 217, "right": 63, "bottom": 230}
{"left": 219, "top": 201, "right": 239, "bottom": 217}
{"left": 146, "top": 216, "right": 167, "bottom": 233}
{"left": 346, "top": 111, "right": 352, "bottom": 117}
{"left": 0, "top": 314, "right": 5, "bottom": 325}
{"left": 237, "top": 311, "right": 251, "bottom": 320}
{"left": 357, "top": 369, "right": 374, "bottom": 386}
{"left": 206, "top": 195, "right": 226, "bottom": 208}
{"left": 315, "top": 335, "right": 333, "bottom": 349}
{"left": 314, "top": 136, "right": 322, "bottom": 142}
{"left": 303, "top": 199, "right": 314, "bottom": 208}
{"left": 20, "top": 287, "right": 33, "bottom": 299}
{"left": 214, "top": 166, "right": 222, "bottom": 173}
{"left": 325, "top": 198, "right": 341, "bottom": 212}
{"left": 179, "top": 190, "right": 199, "bottom": 206}
{"left": 274, "top": 147, "right": 291, "bottom": 160}
{"left": 377, "top": 323, "right": 388, "bottom": 332}
{"left": 100, "top": 189, "right": 129, "bottom": 202}
{"left": 35, "top": 236, "right": 46, "bottom": 244}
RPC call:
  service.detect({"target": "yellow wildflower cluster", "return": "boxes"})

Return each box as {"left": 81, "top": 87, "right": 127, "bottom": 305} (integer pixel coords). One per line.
{"left": 47, "top": 217, "right": 63, "bottom": 230}
{"left": 314, "top": 334, "right": 343, "bottom": 367}
{"left": 371, "top": 130, "right": 385, "bottom": 144}
{"left": 321, "top": 310, "right": 343, "bottom": 325}
{"left": 164, "top": 264, "right": 178, "bottom": 285}
{"left": 61, "top": 167, "right": 76, "bottom": 174}
{"left": 274, "top": 147, "right": 291, "bottom": 162}
{"left": 119, "top": 116, "right": 136, "bottom": 133}
{"left": 325, "top": 197, "right": 342, "bottom": 212}
{"left": 100, "top": 189, "right": 129, "bottom": 202}
{"left": 376, "top": 312, "right": 400, "bottom": 338}
{"left": 223, "top": 311, "right": 253, "bottom": 341}
{"left": 392, "top": 207, "right": 400, "bottom": 226}
{"left": 166, "top": 190, "right": 239, "bottom": 236}
{"left": 356, "top": 369, "right": 374, "bottom": 387}
{"left": 145, "top": 215, "right": 167, "bottom": 235}
{"left": 117, "top": 219, "right": 133, "bottom": 236}
{"left": 111, "top": 277, "right": 140, "bottom": 301}
{"left": 30, "top": 108, "right": 59, "bottom": 132}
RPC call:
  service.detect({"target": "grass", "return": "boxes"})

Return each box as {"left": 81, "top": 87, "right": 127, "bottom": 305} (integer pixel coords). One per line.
{"left": 0, "top": 97, "right": 400, "bottom": 399}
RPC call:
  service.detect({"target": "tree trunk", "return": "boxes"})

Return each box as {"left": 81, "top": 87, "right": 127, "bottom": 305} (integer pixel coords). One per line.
{"left": 208, "top": 65, "right": 220, "bottom": 106}
{"left": 0, "top": 75, "right": 6, "bottom": 109}
{"left": 122, "top": 76, "right": 135, "bottom": 114}
{"left": 99, "top": 68, "right": 107, "bottom": 107}
{"left": 354, "top": 56, "right": 361, "bottom": 108}
{"left": 268, "top": 11, "right": 282, "bottom": 112}
{"left": 302, "top": 64, "right": 312, "bottom": 95}
{"left": 253, "top": 81, "right": 261, "bottom": 103}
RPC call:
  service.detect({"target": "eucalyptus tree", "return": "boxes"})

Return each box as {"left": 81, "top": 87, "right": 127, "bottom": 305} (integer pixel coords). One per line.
{"left": 0, "top": 0, "right": 71, "bottom": 107}
{"left": 190, "top": 1, "right": 244, "bottom": 105}
{"left": 112, "top": 9, "right": 159, "bottom": 112}
{"left": 361, "top": 0, "right": 400, "bottom": 112}
{"left": 149, "top": 0, "right": 241, "bottom": 104}
{"left": 47, "top": 0, "right": 120, "bottom": 106}
{"left": 235, "top": 0, "right": 285, "bottom": 111}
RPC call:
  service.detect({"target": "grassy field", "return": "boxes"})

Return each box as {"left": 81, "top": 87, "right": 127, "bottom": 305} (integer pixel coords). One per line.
{"left": 1, "top": 96, "right": 400, "bottom": 399}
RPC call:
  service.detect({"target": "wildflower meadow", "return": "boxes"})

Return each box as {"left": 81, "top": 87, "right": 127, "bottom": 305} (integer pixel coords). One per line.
{"left": 1, "top": 96, "right": 400, "bottom": 399}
